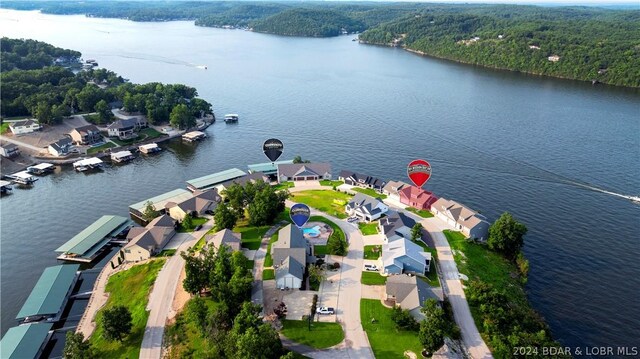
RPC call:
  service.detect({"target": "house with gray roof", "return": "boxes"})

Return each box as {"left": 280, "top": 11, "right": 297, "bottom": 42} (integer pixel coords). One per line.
{"left": 381, "top": 238, "right": 431, "bottom": 275}
{"left": 379, "top": 212, "right": 416, "bottom": 243}
{"left": 0, "top": 143, "right": 20, "bottom": 158}
{"left": 121, "top": 214, "right": 176, "bottom": 262}
{"left": 166, "top": 188, "right": 221, "bottom": 221}
{"left": 277, "top": 163, "right": 331, "bottom": 183}
{"left": 345, "top": 193, "right": 389, "bottom": 222}
{"left": 272, "top": 224, "right": 310, "bottom": 289}
{"left": 69, "top": 125, "right": 102, "bottom": 145}
{"left": 9, "top": 119, "right": 41, "bottom": 135}
{"left": 385, "top": 274, "right": 443, "bottom": 320}
{"left": 47, "top": 137, "right": 74, "bottom": 157}
{"left": 383, "top": 180, "right": 411, "bottom": 201}
{"left": 431, "top": 198, "right": 490, "bottom": 241}
{"left": 207, "top": 228, "right": 241, "bottom": 252}
{"left": 338, "top": 170, "right": 386, "bottom": 191}
{"left": 215, "top": 172, "right": 269, "bottom": 194}
{"left": 107, "top": 118, "right": 148, "bottom": 140}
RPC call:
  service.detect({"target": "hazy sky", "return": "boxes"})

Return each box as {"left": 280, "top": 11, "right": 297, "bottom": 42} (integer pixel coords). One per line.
{"left": 386, "top": 0, "right": 639, "bottom": 4}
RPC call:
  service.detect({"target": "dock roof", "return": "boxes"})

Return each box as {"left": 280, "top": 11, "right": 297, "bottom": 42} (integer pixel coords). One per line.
{"left": 129, "top": 188, "right": 193, "bottom": 213}
{"left": 186, "top": 168, "right": 246, "bottom": 190}
{"left": 0, "top": 323, "right": 53, "bottom": 359}
{"left": 247, "top": 160, "right": 294, "bottom": 174}
{"left": 16, "top": 264, "right": 80, "bottom": 320}
{"left": 55, "top": 215, "right": 128, "bottom": 256}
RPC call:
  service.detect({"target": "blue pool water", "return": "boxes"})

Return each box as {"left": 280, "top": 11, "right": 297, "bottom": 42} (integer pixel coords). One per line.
{"left": 303, "top": 226, "right": 321, "bottom": 237}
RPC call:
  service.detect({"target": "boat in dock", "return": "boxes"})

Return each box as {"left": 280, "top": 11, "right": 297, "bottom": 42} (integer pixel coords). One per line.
{"left": 110, "top": 150, "right": 134, "bottom": 163}
{"left": 182, "top": 131, "right": 207, "bottom": 142}
{"left": 224, "top": 114, "right": 239, "bottom": 123}
{"left": 0, "top": 180, "right": 12, "bottom": 193}
{"left": 27, "top": 163, "right": 55, "bottom": 175}
{"left": 73, "top": 157, "right": 104, "bottom": 172}
{"left": 139, "top": 143, "right": 162, "bottom": 154}
{"left": 7, "top": 171, "right": 38, "bottom": 185}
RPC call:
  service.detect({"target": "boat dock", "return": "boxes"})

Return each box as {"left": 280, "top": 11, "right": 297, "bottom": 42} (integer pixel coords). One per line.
{"left": 73, "top": 157, "right": 104, "bottom": 172}
{"left": 0, "top": 323, "right": 53, "bottom": 359}
{"left": 0, "top": 180, "right": 12, "bottom": 193}
{"left": 182, "top": 131, "right": 207, "bottom": 142}
{"left": 6, "top": 171, "right": 38, "bottom": 185}
{"left": 55, "top": 215, "right": 131, "bottom": 263}
{"left": 139, "top": 142, "right": 161, "bottom": 154}
{"left": 27, "top": 163, "right": 55, "bottom": 175}
{"left": 185, "top": 168, "right": 246, "bottom": 191}
{"left": 110, "top": 150, "right": 134, "bottom": 163}
{"left": 128, "top": 188, "right": 192, "bottom": 221}
{"left": 247, "top": 159, "right": 294, "bottom": 176}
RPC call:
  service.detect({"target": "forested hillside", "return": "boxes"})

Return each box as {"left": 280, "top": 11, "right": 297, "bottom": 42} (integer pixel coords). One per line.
{"left": 2, "top": 1, "right": 639, "bottom": 87}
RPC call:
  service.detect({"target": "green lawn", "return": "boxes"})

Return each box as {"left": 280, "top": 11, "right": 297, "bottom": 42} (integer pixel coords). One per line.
{"left": 406, "top": 207, "right": 434, "bottom": 218}
{"left": 422, "top": 261, "right": 440, "bottom": 287}
{"left": 360, "top": 299, "right": 423, "bottom": 359}
{"left": 158, "top": 249, "right": 176, "bottom": 257}
{"left": 319, "top": 180, "right": 344, "bottom": 187}
{"left": 90, "top": 259, "right": 165, "bottom": 358}
{"left": 358, "top": 222, "right": 379, "bottom": 235}
{"left": 87, "top": 142, "right": 117, "bottom": 155}
{"left": 291, "top": 190, "right": 352, "bottom": 219}
{"left": 281, "top": 320, "right": 344, "bottom": 349}
{"left": 361, "top": 272, "right": 387, "bottom": 285}
{"left": 234, "top": 218, "right": 271, "bottom": 250}
{"left": 111, "top": 128, "right": 165, "bottom": 146}
{"left": 262, "top": 268, "right": 275, "bottom": 280}
{"left": 177, "top": 217, "right": 207, "bottom": 233}
{"left": 264, "top": 232, "right": 279, "bottom": 267}
{"left": 273, "top": 181, "right": 294, "bottom": 191}
{"left": 364, "top": 245, "right": 382, "bottom": 260}
{"left": 192, "top": 236, "right": 207, "bottom": 252}
{"left": 352, "top": 187, "right": 387, "bottom": 199}
{"left": 245, "top": 260, "right": 255, "bottom": 271}
{"left": 314, "top": 245, "right": 328, "bottom": 255}
{"left": 0, "top": 122, "right": 10, "bottom": 134}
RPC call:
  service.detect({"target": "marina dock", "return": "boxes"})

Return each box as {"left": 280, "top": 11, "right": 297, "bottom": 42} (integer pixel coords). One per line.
{"left": 6, "top": 171, "right": 38, "bottom": 185}
{"left": 111, "top": 150, "right": 134, "bottom": 163}
{"left": 55, "top": 215, "right": 131, "bottom": 263}
{"left": 186, "top": 168, "right": 246, "bottom": 191}
{"left": 27, "top": 163, "right": 55, "bottom": 175}
{"left": 139, "top": 142, "right": 161, "bottom": 154}
{"left": 73, "top": 157, "right": 104, "bottom": 172}
{"left": 0, "top": 323, "right": 53, "bottom": 359}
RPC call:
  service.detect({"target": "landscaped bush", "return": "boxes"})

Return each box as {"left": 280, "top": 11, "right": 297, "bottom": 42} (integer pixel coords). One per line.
{"left": 391, "top": 306, "right": 418, "bottom": 330}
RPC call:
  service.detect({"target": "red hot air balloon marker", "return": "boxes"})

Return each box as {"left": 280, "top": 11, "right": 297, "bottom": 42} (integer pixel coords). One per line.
{"left": 407, "top": 159, "right": 432, "bottom": 188}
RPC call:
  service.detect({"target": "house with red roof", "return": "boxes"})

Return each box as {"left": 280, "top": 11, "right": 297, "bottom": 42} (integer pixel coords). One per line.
{"left": 399, "top": 185, "right": 438, "bottom": 210}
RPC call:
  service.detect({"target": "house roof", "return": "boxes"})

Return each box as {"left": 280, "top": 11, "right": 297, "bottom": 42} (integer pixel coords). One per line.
{"left": 272, "top": 224, "right": 307, "bottom": 267}
{"left": 10, "top": 119, "right": 38, "bottom": 128}
{"left": 347, "top": 193, "right": 385, "bottom": 215}
{"left": 277, "top": 163, "right": 331, "bottom": 178}
{"left": 71, "top": 125, "right": 100, "bottom": 135}
{"left": 399, "top": 185, "right": 438, "bottom": 207}
{"left": 16, "top": 264, "right": 80, "bottom": 320}
{"left": 339, "top": 170, "right": 385, "bottom": 188}
{"left": 125, "top": 214, "right": 175, "bottom": 250}
{"left": 382, "top": 238, "right": 431, "bottom": 270}
{"left": 247, "top": 160, "right": 294, "bottom": 174}
{"left": 107, "top": 118, "right": 138, "bottom": 130}
{"left": 218, "top": 172, "right": 268, "bottom": 190}
{"left": 2, "top": 143, "right": 18, "bottom": 150}
{"left": 0, "top": 323, "right": 53, "bottom": 359}
{"left": 431, "top": 198, "right": 488, "bottom": 230}
{"left": 148, "top": 214, "right": 175, "bottom": 227}
{"left": 55, "top": 215, "right": 129, "bottom": 257}
{"left": 380, "top": 212, "right": 416, "bottom": 239}
{"left": 49, "top": 137, "right": 73, "bottom": 151}
{"left": 129, "top": 188, "right": 193, "bottom": 213}
{"left": 186, "top": 168, "right": 247, "bottom": 190}
{"left": 175, "top": 189, "right": 221, "bottom": 213}
{"left": 207, "top": 229, "right": 241, "bottom": 251}
{"left": 386, "top": 275, "right": 441, "bottom": 311}
{"left": 275, "top": 256, "right": 305, "bottom": 281}
{"left": 383, "top": 180, "right": 410, "bottom": 194}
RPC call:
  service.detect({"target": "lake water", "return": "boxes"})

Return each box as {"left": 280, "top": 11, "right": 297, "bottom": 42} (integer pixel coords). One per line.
{"left": 1, "top": 9, "right": 639, "bottom": 355}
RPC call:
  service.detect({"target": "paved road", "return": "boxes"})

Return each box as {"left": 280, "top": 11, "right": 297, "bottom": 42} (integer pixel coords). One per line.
{"left": 139, "top": 222, "right": 213, "bottom": 359}
{"left": 0, "top": 134, "right": 44, "bottom": 152}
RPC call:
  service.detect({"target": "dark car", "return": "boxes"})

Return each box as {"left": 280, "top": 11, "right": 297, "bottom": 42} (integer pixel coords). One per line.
{"left": 194, "top": 224, "right": 203, "bottom": 231}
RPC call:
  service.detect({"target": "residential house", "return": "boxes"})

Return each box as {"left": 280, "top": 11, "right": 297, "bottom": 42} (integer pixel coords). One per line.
{"left": 206, "top": 229, "right": 241, "bottom": 252}
{"left": 381, "top": 238, "right": 431, "bottom": 275}
{"left": 69, "top": 125, "right": 102, "bottom": 145}
{"left": 47, "top": 137, "right": 74, "bottom": 157}
{"left": 345, "top": 193, "right": 389, "bottom": 222}
{"left": 338, "top": 170, "right": 386, "bottom": 191}
{"left": 215, "top": 172, "right": 269, "bottom": 194}
{"left": 107, "top": 118, "right": 147, "bottom": 140}
{"left": 431, "top": 198, "right": 490, "bottom": 241}
{"left": 385, "top": 275, "right": 443, "bottom": 320}
{"left": 379, "top": 212, "right": 416, "bottom": 243}
{"left": 9, "top": 120, "right": 41, "bottom": 135}
{"left": 121, "top": 214, "right": 176, "bottom": 262}
{"left": 0, "top": 144, "right": 20, "bottom": 158}
{"left": 277, "top": 163, "right": 331, "bottom": 183}
{"left": 383, "top": 180, "right": 410, "bottom": 201}
{"left": 166, "top": 189, "right": 221, "bottom": 221}
{"left": 272, "top": 224, "right": 310, "bottom": 289}
{"left": 399, "top": 185, "right": 438, "bottom": 210}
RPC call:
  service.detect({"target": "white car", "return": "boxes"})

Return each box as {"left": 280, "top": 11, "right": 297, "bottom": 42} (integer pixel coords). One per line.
{"left": 364, "top": 264, "right": 378, "bottom": 272}
{"left": 316, "top": 306, "right": 335, "bottom": 315}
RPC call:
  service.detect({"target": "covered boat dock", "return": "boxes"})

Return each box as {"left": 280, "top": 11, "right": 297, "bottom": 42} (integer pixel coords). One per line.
{"left": 129, "top": 188, "right": 193, "bottom": 221}
{"left": 55, "top": 215, "right": 130, "bottom": 262}
{"left": 27, "top": 163, "right": 55, "bottom": 175}
{"left": 0, "top": 323, "right": 53, "bottom": 359}
{"left": 247, "top": 159, "right": 294, "bottom": 176}
{"left": 15, "top": 264, "right": 80, "bottom": 323}
{"left": 186, "top": 168, "right": 246, "bottom": 191}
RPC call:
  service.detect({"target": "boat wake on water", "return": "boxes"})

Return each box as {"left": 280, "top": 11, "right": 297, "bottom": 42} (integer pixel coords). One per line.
{"left": 97, "top": 52, "right": 207, "bottom": 69}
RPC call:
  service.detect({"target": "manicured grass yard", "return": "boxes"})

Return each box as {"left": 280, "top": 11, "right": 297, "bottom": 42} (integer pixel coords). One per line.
{"left": 111, "top": 128, "right": 166, "bottom": 146}
{"left": 264, "top": 232, "right": 279, "bottom": 267}
{"left": 363, "top": 245, "right": 382, "bottom": 260}
{"left": 314, "top": 244, "right": 328, "bottom": 255}
{"left": 158, "top": 249, "right": 176, "bottom": 257}
{"left": 177, "top": 217, "right": 207, "bottom": 233}
{"left": 360, "top": 299, "right": 423, "bottom": 359}
{"left": 281, "top": 320, "right": 344, "bottom": 349}
{"left": 358, "top": 222, "right": 379, "bottom": 235}
{"left": 262, "top": 268, "right": 275, "bottom": 280}
{"left": 361, "top": 271, "right": 387, "bottom": 285}
{"left": 319, "top": 179, "right": 344, "bottom": 187}
{"left": 87, "top": 142, "right": 117, "bottom": 154}
{"left": 273, "top": 181, "right": 294, "bottom": 191}
{"left": 410, "top": 240, "right": 440, "bottom": 287}
{"left": 0, "top": 122, "right": 10, "bottom": 134}
{"left": 406, "top": 207, "right": 434, "bottom": 218}
{"left": 90, "top": 259, "right": 165, "bottom": 358}
{"left": 234, "top": 218, "right": 271, "bottom": 250}
{"left": 352, "top": 187, "right": 387, "bottom": 199}
{"left": 291, "top": 190, "right": 352, "bottom": 219}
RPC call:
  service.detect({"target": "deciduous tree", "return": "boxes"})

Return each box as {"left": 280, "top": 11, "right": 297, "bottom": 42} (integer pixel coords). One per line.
{"left": 214, "top": 202, "right": 238, "bottom": 231}
{"left": 63, "top": 331, "right": 92, "bottom": 359}
{"left": 488, "top": 212, "right": 528, "bottom": 260}
{"left": 101, "top": 305, "right": 132, "bottom": 342}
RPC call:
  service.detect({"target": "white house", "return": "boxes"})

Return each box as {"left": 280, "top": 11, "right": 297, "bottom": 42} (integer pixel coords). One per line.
{"left": 47, "top": 137, "right": 74, "bottom": 157}
{"left": 0, "top": 144, "right": 20, "bottom": 158}
{"left": 379, "top": 212, "right": 416, "bottom": 243}
{"left": 9, "top": 120, "right": 41, "bottom": 135}
{"left": 275, "top": 256, "right": 305, "bottom": 290}
{"left": 345, "top": 193, "right": 389, "bottom": 222}
{"left": 431, "top": 198, "right": 490, "bottom": 241}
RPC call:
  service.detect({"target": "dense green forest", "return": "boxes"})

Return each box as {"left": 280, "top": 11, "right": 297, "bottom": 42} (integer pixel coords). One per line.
{"left": 2, "top": 1, "right": 639, "bottom": 86}
{"left": 1, "top": 38, "right": 213, "bottom": 128}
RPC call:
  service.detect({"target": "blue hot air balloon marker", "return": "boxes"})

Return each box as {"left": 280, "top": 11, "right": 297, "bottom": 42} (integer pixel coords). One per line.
{"left": 290, "top": 203, "right": 311, "bottom": 228}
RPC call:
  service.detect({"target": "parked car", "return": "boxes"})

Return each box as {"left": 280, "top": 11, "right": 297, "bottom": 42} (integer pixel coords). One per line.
{"left": 364, "top": 264, "right": 378, "bottom": 272}
{"left": 194, "top": 224, "right": 203, "bottom": 231}
{"left": 316, "top": 306, "right": 335, "bottom": 315}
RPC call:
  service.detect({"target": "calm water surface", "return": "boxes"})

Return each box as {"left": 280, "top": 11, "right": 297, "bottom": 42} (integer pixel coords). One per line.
{"left": 1, "top": 10, "right": 639, "bottom": 355}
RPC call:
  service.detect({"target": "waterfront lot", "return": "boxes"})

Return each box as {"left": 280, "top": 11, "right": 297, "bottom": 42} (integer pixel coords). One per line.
{"left": 291, "top": 190, "right": 352, "bottom": 219}
{"left": 360, "top": 299, "right": 422, "bottom": 359}
{"left": 352, "top": 187, "right": 387, "bottom": 199}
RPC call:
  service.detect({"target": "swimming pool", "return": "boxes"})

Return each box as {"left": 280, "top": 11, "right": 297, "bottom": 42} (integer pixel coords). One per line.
{"left": 302, "top": 226, "right": 322, "bottom": 238}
